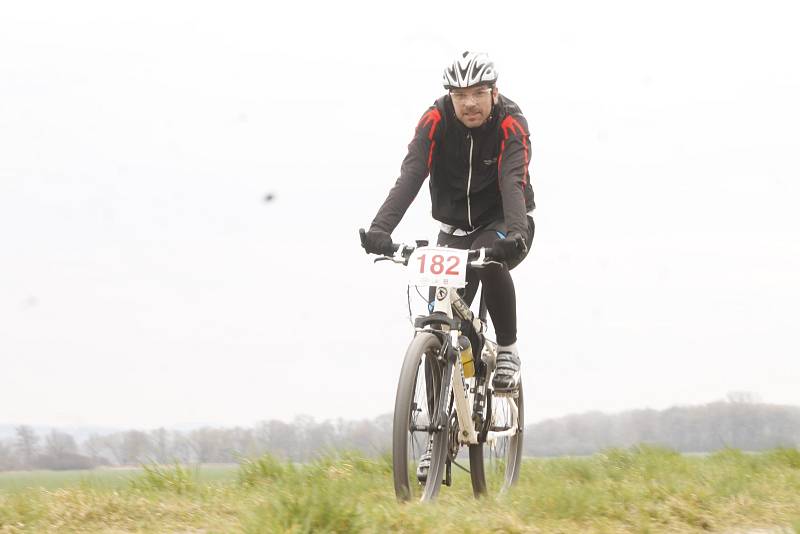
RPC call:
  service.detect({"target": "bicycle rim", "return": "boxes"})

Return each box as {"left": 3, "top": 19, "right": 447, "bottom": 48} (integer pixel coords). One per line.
{"left": 419, "top": 356, "right": 452, "bottom": 502}
{"left": 468, "top": 381, "right": 524, "bottom": 496}
{"left": 392, "top": 333, "right": 444, "bottom": 502}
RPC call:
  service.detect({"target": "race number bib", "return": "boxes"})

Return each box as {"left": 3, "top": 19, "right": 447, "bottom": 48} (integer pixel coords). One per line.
{"left": 407, "top": 247, "right": 469, "bottom": 288}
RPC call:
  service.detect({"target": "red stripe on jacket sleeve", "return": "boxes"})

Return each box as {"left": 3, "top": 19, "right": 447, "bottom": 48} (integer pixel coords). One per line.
{"left": 498, "top": 115, "right": 530, "bottom": 187}
{"left": 417, "top": 109, "right": 442, "bottom": 170}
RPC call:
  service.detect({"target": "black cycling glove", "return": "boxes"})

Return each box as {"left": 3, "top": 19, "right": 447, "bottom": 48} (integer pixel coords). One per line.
{"left": 361, "top": 229, "right": 394, "bottom": 256}
{"left": 492, "top": 231, "right": 528, "bottom": 263}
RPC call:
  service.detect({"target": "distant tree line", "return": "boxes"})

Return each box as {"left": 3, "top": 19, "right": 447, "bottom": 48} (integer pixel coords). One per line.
{"left": 2, "top": 398, "right": 800, "bottom": 471}
{"left": 0, "top": 415, "right": 392, "bottom": 471}
{"left": 525, "top": 397, "right": 800, "bottom": 456}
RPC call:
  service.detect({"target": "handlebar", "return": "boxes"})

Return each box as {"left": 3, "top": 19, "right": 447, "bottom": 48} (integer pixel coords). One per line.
{"left": 359, "top": 228, "right": 505, "bottom": 267}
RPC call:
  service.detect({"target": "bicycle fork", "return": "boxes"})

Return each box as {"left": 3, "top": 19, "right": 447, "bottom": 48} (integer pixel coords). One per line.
{"left": 434, "top": 343, "right": 454, "bottom": 432}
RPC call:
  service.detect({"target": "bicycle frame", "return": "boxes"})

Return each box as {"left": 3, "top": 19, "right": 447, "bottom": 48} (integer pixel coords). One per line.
{"left": 419, "top": 285, "right": 519, "bottom": 447}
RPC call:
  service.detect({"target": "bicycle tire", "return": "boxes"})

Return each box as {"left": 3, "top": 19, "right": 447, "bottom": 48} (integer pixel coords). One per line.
{"left": 468, "top": 381, "right": 525, "bottom": 497}
{"left": 392, "top": 332, "right": 451, "bottom": 502}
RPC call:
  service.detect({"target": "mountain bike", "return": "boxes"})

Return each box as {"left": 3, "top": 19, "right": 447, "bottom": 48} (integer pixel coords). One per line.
{"left": 359, "top": 229, "right": 524, "bottom": 502}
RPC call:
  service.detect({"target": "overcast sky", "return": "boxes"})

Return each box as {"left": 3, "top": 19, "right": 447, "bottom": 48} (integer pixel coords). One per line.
{"left": 2, "top": 1, "right": 799, "bottom": 429}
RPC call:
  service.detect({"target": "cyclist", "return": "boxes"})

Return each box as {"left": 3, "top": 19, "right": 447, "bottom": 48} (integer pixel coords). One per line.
{"left": 361, "top": 50, "right": 535, "bottom": 392}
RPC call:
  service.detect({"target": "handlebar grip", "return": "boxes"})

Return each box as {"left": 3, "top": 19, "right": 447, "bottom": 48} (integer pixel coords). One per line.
{"left": 360, "top": 227, "right": 403, "bottom": 255}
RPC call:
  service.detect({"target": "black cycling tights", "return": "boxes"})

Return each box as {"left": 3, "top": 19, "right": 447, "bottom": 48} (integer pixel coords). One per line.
{"left": 437, "top": 217, "right": 534, "bottom": 346}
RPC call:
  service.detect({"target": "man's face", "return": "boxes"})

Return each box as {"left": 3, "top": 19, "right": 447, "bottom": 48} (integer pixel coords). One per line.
{"left": 450, "top": 85, "right": 499, "bottom": 128}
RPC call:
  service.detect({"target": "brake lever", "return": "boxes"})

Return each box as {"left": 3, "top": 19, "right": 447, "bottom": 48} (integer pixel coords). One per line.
{"left": 370, "top": 239, "right": 413, "bottom": 265}
{"left": 470, "top": 260, "right": 505, "bottom": 269}
{"left": 374, "top": 256, "right": 407, "bottom": 265}
{"left": 468, "top": 248, "right": 504, "bottom": 269}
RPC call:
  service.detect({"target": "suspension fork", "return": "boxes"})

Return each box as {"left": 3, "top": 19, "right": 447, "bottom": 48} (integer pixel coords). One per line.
{"left": 434, "top": 338, "right": 455, "bottom": 430}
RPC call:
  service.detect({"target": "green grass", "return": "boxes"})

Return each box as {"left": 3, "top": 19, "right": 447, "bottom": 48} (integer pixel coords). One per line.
{"left": 2, "top": 447, "right": 800, "bottom": 533}
{"left": 0, "top": 464, "right": 238, "bottom": 492}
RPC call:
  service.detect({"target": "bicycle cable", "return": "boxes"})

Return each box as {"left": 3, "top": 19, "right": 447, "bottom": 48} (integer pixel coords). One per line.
{"left": 406, "top": 285, "right": 413, "bottom": 326}
{"left": 450, "top": 459, "right": 470, "bottom": 474}
{"left": 414, "top": 285, "right": 428, "bottom": 302}
{"left": 407, "top": 284, "right": 434, "bottom": 326}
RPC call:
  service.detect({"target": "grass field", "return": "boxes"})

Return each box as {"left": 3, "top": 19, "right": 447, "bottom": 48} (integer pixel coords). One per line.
{"left": 0, "top": 465, "right": 239, "bottom": 492}
{"left": 2, "top": 447, "right": 800, "bottom": 533}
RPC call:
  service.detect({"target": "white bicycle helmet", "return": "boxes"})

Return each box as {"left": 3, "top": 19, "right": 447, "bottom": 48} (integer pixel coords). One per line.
{"left": 442, "top": 51, "right": 498, "bottom": 89}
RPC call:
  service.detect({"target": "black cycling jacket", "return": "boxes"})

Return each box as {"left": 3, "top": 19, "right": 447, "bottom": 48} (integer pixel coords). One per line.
{"left": 370, "top": 94, "right": 535, "bottom": 240}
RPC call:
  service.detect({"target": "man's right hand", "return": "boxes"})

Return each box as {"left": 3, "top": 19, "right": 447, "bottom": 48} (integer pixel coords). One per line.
{"left": 360, "top": 229, "right": 394, "bottom": 255}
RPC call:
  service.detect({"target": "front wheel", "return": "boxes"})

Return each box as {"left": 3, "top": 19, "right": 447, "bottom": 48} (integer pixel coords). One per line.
{"left": 392, "top": 332, "right": 452, "bottom": 502}
{"left": 468, "top": 381, "right": 524, "bottom": 497}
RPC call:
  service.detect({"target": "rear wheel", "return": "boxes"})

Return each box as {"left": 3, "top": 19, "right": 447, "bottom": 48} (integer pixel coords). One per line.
{"left": 468, "top": 381, "right": 524, "bottom": 496}
{"left": 392, "top": 332, "right": 452, "bottom": 502}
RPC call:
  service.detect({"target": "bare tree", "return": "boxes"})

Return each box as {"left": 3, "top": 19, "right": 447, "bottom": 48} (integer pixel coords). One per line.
{"left": 187, "top": 427, "right": 228, "bottom": 463}
{"left": 227, "top": 427, "right": 258, "bottom": 459}
{"left": 44, "top": 430, "right": 78, "bottom": 458}
{"left": 255, "top": 420, "right": 298, "bottom": 460}
{"left": 727, "top": 390, "right": 762, "bottom": 404}
{"left": 37, "top": 430, "right": 93, "bottom": 470}
{"left": 0, "top": 440, "right": 17, "bottom": 471}
{"left": 82, "top": 433, "right": 113, "bottom": 465}
{"left": 170, "top": 430, "right": 193, "bottom": 463}
{"left": 101, "top": 434, "right": 126, "bottom": 465}
{"left": 121, "top": 430, "right": 151, "bottom": 465}
{"left": 150, "top": 427, "right": 170, "bottom": 463}
{"left": 14, "top": 425, "right": 39, "bottom": 469}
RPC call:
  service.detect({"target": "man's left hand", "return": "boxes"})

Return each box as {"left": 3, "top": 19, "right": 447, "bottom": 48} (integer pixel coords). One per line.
{"left": 493, "top": 231, "right": 528, "bottom": 262}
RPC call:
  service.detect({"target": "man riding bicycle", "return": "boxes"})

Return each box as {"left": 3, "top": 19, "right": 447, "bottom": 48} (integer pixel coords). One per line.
{"left": 361, "top": 50, "right": 535, "bottom": 392}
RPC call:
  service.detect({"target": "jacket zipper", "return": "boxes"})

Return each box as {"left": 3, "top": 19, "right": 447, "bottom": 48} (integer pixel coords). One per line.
{"left": 466, "top": 132, "right": 474, "bottom": 228}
